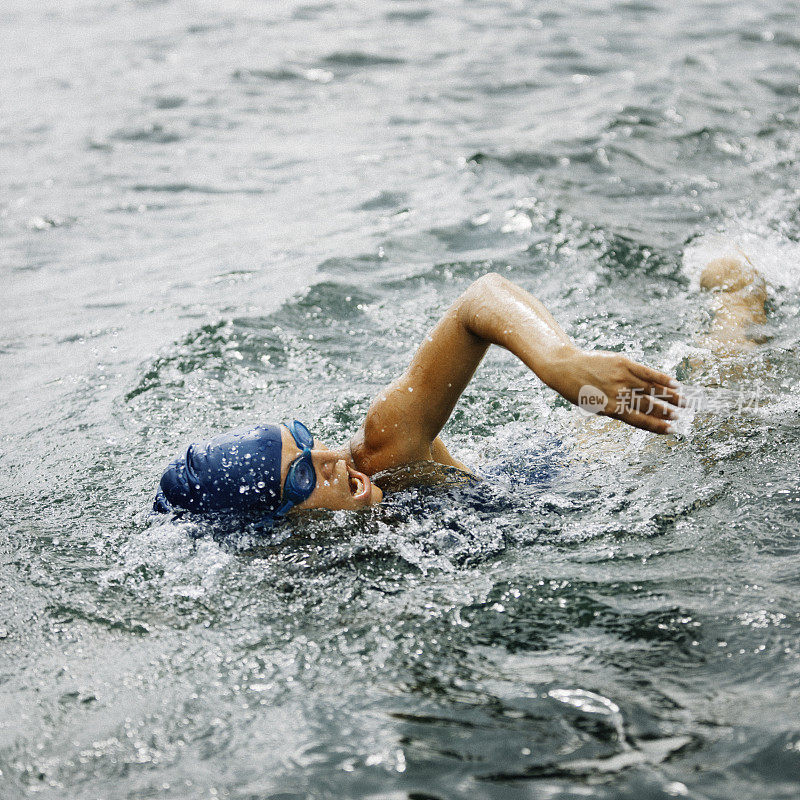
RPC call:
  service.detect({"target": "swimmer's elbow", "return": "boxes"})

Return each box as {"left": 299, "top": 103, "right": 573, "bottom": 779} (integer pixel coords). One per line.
{"left": 459, "top": 272, "right": 509, "bottom": 338}
{"left": 468, "top": 273, "right": 521, "bottom": 311}
{"left": 470, "top": 272, "right": 508, "bottom": 294}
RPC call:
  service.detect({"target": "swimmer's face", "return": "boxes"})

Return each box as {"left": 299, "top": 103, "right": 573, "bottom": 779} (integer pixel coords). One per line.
{"left": 279, "top": 426, "right": 383, "bottom": 512}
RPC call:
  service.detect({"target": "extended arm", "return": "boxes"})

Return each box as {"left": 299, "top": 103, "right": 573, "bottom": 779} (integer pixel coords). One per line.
{"left": 350, "top": 273, "right": 682, "bottom": 472}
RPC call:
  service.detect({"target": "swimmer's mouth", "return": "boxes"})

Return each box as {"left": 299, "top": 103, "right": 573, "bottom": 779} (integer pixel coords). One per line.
{"left": 347, "top": 467, "right": 371, "bottom": 500}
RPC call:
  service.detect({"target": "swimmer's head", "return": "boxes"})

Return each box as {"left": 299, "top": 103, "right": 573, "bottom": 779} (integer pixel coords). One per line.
{"left": 154, "top": 421, "right": 382, "bottom": 519}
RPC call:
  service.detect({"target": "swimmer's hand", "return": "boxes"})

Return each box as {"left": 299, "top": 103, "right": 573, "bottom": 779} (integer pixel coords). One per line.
{"left": 545, "top": 349, "right": 683, "bottom": 434}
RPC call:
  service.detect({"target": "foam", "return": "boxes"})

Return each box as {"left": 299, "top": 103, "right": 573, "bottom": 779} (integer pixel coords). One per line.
{"left": 100, "top": 515, "right": 233, "bottom": 602}
{"left": 682, "top": 219, "right": 800, "bottom": 293}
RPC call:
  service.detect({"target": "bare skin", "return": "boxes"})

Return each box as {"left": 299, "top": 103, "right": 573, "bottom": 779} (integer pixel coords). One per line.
{"left": 673, "top": 252, "right": 770, "bottom": 393}
{"left": 283, "top": 273, "right": 686, "bottom": 512}
{"left": 698, "top": 253, "right": 767, "bottom": 352}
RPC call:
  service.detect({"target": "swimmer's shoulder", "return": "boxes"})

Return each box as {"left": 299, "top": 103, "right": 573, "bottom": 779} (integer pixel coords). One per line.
{"left": 348, "top": 422, "right": 473, "bottom": 478}
{"left": 372, "top": 460, "right": 478, "bottom": 495}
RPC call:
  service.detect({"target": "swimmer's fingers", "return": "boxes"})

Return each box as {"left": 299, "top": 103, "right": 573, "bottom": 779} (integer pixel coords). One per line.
{"left": 602, "top": 386, "right": 678, "bottom": 433}
{"left": 627, "top": 362, "right": 673, "bottom": 387}
{"left": 626, "top": 395, "right": 678, "bottom": 421}
{"left": 627, "top": 363, "right": 685, "bottom": 407}
{"left": 607, "top": 406, "right": 675, "bottom": 435}
{"left": 616, "top": 383, "right": 683, "bottom": 418}
{"left": 656, "top": 385, "right": 687, "bottom": 408}
{"left": 604, "top": 392, "right": 677, "bottom": 422}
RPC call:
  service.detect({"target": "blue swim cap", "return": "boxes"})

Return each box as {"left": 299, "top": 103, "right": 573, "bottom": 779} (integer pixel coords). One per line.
{"left": 154, "top": 424, "right": 283, "bottom": 516}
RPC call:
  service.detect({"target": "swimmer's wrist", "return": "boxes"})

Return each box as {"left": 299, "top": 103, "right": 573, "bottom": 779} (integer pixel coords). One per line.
{"left": 538, "top": 342, "right": 583, "bottom": 387}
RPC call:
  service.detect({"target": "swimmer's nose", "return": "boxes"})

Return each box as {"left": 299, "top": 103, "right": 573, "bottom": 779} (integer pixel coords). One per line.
{"left": 313, "top": 451, "right": 344, "bottom": 481}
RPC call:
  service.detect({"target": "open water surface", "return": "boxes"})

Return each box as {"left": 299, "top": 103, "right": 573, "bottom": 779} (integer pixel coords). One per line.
{"left": 3, "top": 1, "right": 800, "bottom": 798}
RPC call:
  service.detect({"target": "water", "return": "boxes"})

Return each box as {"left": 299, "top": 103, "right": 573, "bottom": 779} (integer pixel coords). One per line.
{"left": 2, "top": 1, "right": 800, "bottom": 798}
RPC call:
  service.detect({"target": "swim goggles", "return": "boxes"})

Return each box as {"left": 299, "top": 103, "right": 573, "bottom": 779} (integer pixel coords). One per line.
{"left": 273, "top": 420, "right": 317, "bottom": 517}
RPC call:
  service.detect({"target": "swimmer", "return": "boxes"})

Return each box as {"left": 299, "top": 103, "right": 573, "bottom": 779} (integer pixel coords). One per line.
{"left": 154, "top": 263, "right": 765, "bottom": 523}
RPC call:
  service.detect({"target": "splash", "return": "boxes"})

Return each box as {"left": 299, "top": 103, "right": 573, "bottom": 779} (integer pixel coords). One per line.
{"left": 682, "top": 198, "right": 800, "bottom": 292}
